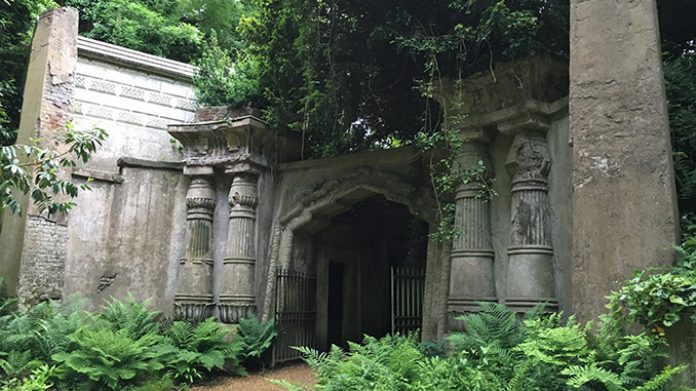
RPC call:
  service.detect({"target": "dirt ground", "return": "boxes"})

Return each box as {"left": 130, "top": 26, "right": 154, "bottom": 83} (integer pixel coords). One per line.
{"left": 192, "top": 364, "right": 316, "bottom": 391}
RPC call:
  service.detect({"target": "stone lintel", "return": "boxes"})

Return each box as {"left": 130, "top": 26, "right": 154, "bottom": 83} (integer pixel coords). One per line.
{"left": 433, "top": 54, "right": 568, "bottom": 121}
{"left": 183, "top": 165, "right": 214, "bottom": 176}
{"left": 117, "top": 157, "right": 183, "bottom": 171}
{"left": 223, "top": 160, "right": 266, "bottom": 176}
{"left": 463, "top": 98, "right": 567, "bottom": 136}
{"left": 72, "top": 168, "right": 124, "bottom": 183}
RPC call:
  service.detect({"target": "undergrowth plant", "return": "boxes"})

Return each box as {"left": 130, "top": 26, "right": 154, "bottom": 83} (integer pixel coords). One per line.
{"left": 0, "top": 295, "right": 276, "bottom": 390}
{"left": 608, "top": 238, "right": 696, "bottom": 331}
{"left": 295, "top": 303, "right": 693, "bottom": 391}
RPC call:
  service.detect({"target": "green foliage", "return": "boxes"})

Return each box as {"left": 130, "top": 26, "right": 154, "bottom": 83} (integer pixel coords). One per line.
{"left": 61, "top": 0, "right": 203, "bottom": 63}
{"left": 0, "top": 123, "right": 107, "bottom": 215}
{"left": 164, "top": 318, "right": 244, "bottom": 383}
{"left": 236, "top": 314, "right": 277, "bottom": 362}
{"left": 608, "top": 238, "right": 696, "bottom": 330}
{"left": 664, "top": 53, "right": 696, "bottom": 219}
{"left": 239, "top": 0, "right": 567, "bottom": 157}
{"left": 99, "top": 296, "right": 161, "bottom": 339}
{"left": 193, "top": 32, "right": 261, "bottom": 107}
{"left": 51, "top": 324, "right": 168, "bottom": 389}
{"left": 0, "top": 297, "right": 275, "bottom": 389}
{"left": 295, "top": 303, "right": 691, "bottom": 391}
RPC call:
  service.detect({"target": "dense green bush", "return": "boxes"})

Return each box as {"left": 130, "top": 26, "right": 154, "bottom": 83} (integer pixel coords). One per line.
{"left": 608, "top": 237, "right": 696, "bottom": 331}
{"left": 295, "top": 303, "right": 692, "bottom": 391}
{"left": 0, "top": 294, "right": 276, "bottom": 390}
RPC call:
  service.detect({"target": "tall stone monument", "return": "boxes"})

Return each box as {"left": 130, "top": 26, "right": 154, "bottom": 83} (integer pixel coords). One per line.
{"left": 570, "top": 0, "right": 680, "bottom": 320}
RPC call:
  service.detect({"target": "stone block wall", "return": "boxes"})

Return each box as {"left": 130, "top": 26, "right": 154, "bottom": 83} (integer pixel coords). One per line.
{"left": 73, "top": 37, "right": 196, "bottom": 173}
{"left": 0, "top": 8, "right": 197, "bottom": 313}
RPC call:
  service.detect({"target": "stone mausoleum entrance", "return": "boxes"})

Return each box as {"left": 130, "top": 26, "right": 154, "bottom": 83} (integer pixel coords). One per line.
{"left": 273, "top": 193, "right": 429, "bottom": 363}
{"left": 310, "top": 195, "right": 428, "bottom": 351}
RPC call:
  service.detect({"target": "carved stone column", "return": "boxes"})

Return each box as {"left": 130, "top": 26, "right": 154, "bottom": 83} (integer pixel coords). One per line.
{"left": 219, "top": 173, "right": 258, "bottom": 323}
{"left": 505, "top": 131, "right": 557, "bottom": 312}
{"left": 175, "top": 175, "right": 216, "bottom": 321}
{"left": 447, "top": 141, "right": 496, "bottom": 330}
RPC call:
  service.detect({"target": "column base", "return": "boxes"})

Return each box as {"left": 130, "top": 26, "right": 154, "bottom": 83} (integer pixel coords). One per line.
{"left": 218, "top": 299, "right": 256, "bottom": 324}
{"left": 174, "top": 295, "right": 214, "bottom": 322}
{"left": 505, "top": 297, "right": 558, "bottom": 314}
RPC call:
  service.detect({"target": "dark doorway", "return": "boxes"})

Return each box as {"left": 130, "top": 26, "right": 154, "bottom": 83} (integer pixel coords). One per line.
{"left": 327, "top": 262, "right": 344, "bottom": 347}
{"left": 314, "top": 195, "right": 428, "bottom": 349}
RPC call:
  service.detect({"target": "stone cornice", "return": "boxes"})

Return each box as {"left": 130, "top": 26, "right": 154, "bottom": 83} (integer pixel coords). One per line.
{"left": 168, "top": 115, "right": 302, "bottom": 169}
{"left": 467, "top": 97, "right": 569, "bottom": 135}
{"left": 77, "top": 36, "right": 198, "bottom": 81}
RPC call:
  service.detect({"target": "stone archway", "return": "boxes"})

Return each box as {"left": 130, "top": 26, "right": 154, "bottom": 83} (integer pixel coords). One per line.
{"left": 262, "top": 167, "right": 441, "bottom": 356}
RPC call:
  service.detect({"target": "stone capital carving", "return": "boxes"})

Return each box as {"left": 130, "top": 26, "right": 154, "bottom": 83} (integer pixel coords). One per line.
{"left": 505, "top": 132, "right": 550, "bottom": 183}
{"left": 228, "top": 173, "right": 258, "bottom": 210}
{"left": 185, "top": 177, "right": 216, "bottom": 210}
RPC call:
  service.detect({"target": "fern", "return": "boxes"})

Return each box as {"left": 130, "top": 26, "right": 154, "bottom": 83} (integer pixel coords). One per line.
{"left": 634, "top": 365, "right": 688, "bottom": 391}
{"left": 563, "top": 363, "right": 624, "bottom": 391}
{"left": 163, "top": 318, "right": 245, "bottom": 383}
{"left": 52, "top": 323, "right": 168, "bottom": 390}
{"left": 448, "top": 302, "right": 525, "bottom": 353}
{"left": 237, "top": 315, "right": 277, "bottom": 360}
{"left": 100, "top": 295, "right": 161, "bottom": 339}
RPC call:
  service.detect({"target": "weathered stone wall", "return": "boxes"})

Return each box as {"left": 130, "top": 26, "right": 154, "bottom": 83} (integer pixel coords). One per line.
{"left": 0, "top": 8, "right": 197, "bottom": 312}
{"left": 64, "top": 164, "right": 188, "bottom": 311}
{"left": 570, "top": 0, "right": 679, "bottom": 321}
{"left": 0, "top": 8, "right": 79, "bottom": 299}
{"left": 62, "top": 38, "right": 197, "bottom": 312}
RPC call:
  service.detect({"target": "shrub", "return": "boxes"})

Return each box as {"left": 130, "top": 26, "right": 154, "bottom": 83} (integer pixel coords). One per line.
{"left": 608, "top": 239, "right": 696, "bottom": 330}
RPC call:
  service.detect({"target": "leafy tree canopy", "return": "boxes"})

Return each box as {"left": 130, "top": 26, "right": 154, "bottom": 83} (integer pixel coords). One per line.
{"left": 238, "top": 0, "right": 569, "bottom": 157}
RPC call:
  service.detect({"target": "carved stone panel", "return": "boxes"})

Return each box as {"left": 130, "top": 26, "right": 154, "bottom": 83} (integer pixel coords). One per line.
{"left": 505, "top": 132, "right": 557, "bottom": 312}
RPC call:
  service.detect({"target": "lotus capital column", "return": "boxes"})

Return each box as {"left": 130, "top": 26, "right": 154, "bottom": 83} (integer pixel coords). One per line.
{"left": 505, "top": 130, "right": 557, "bottom": 312}
{"left": 447, "top": 139, "right": 497, "bottom": 330}
{"left": 219, "top": 172, "right": 259, "bottom": 323}
{"left": 175, "top": 169, "right": 216, "bottom": 321}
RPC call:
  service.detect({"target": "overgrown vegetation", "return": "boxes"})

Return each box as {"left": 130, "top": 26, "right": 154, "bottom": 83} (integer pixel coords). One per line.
{"left": 293, "top": 304, "right": 691, "bottom": 391}
{"left": 281, "top": 239, "right": 696, "bottom": 391}
{"left": 0, "top": 293, "right": 276, "bottom": 390}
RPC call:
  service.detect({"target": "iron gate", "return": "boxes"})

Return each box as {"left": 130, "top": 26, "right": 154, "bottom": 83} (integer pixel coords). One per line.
{"left": 272, "top": 269, "right": 317, "bottom": 365}
{"left": 391, "top": 267, "right": 425, "bottom": 336}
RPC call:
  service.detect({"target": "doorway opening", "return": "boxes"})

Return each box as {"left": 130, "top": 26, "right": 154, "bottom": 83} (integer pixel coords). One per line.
{"left": 314, "top": 195, "right": 428, "bottom": 350}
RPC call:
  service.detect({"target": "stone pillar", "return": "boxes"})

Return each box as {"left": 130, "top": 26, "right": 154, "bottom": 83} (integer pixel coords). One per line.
{"left": 505, "top": 132, "right": 557, "bottom": 312}
{"left": 570, "top": 0, "right": 679, "bottom": 320}
{"left": 1, "top": 8, "right": 79, "bottom": 303}
{"left": 447, "top": 141, "right": 496, "bottom": 329}
{"left": 219, "top": 173, "right": 258, "bottom": 323}
{"left": 174, "top": 174, "right": 216, "bottom": 321}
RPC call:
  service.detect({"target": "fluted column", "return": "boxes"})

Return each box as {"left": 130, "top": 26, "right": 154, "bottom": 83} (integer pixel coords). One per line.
{"left": 505, "top": 131, "right": 557, "bottom": 312}
{"left": 175, "top": 176, "right": 216, "bottom": 321}
{"left": 219, "top": 173, "right": 258, "bottom": 323}
{"left": 447, "top": 142, "right": 496, "bottom": 330}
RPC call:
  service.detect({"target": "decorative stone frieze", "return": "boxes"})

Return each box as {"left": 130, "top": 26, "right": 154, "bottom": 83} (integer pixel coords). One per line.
{"left": 505, "top": 131, "right": 557, "bottom": 312}
{"left": 219, "top": 173, "right": 259, "bottom": 323}
{"left": 446, "top": 140, "right": 496, "bottom": 330}
{"left": 175, "top": 174, "right": 216, "bottom": 321}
